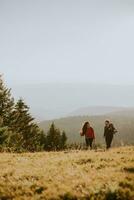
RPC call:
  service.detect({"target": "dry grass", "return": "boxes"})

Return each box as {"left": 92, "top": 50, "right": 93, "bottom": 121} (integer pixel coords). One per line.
{"left": 0, "top": 147, "right": 134, "bottom": 200}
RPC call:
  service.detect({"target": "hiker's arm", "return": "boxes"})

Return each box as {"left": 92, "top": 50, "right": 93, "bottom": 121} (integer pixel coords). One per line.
{"left": 80, "top": 130, "right": 84, "bottom": 136}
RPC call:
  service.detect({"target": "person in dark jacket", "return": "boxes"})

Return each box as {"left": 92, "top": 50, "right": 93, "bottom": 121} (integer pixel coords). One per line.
{"left": 104, "top": 120, "right": 117, "bottom": 149}
{"left": 80, "top": 121, "right": 95, "bottom": 149}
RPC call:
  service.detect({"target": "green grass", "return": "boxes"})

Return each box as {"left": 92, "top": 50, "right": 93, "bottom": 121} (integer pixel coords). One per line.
{"left": 0, "top": 147, "right": 134, "bottom": 200}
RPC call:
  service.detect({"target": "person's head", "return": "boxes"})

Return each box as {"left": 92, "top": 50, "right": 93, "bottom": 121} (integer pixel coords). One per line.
{"left": 105, "top": 120, "right": 110, "bottom": 127}
{"left": 82, "top": 121, "right": 90, "bottom": 134}
{"left": 86, "top": 122, "right": 90, "bottom": 128}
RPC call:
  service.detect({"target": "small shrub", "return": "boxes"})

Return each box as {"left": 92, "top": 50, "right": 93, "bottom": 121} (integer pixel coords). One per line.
{"left": 124, "top": 167, "right": 134, "bottom": 173}
{"left": 60, "top": 192, "right": 77, "bottom": 200}
{"left": 35, "top": 186, "right": 44, "bottom": 194}
{"left": 75, "top": 158, "right": 92, "bottom": 165}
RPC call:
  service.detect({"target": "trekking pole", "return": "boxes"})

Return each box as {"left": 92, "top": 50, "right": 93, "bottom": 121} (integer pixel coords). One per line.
{"left": 80, "top": 135, "right": 84, "bottom": 150}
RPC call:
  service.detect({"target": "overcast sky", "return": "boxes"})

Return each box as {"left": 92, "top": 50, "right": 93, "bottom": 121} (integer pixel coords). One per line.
{"left": 0, "top": 0, "right": 134, "bottom": 85}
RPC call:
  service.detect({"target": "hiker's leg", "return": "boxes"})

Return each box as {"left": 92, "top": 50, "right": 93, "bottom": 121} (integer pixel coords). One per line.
{"left": 105, "top": 137, "right": 108, "bottom": 149}
{"left": 109, "top": 135, "right": 113, "bottom": 148}
{"left": 89, "top": 138, "right": 93, "bottom": 149}
{"left": 106, "top": 137, "right": 110, "bottom": 149}
{"left": 85, "top": 138, "right": 89, "bottom": 149}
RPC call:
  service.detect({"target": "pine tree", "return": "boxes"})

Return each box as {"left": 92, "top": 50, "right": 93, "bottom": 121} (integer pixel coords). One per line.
{"left": 11, "top": 98, "right": 43, "bottom": 151}
{"left": 0, "top": 75, "right": 14, "bottom": 127}
{"left": 38, "top": 130, "right": 46, "bottom": 150}
{"left": 46, "top": 123, "right": 55, "bottom": 150}
{"left": 0, "top": 127, "right": 9, "bottom": 146}
{"left": 45, "top": 123, "right": 67, "bottom": 151}
{"left": 45, "top": 123, "right": 59, "bottom": 150}
{"left": 0, "top": 75, "right": 45, "bottom": 152}
{"left": 60, "top": 131, "right": 67, "bottom": 150}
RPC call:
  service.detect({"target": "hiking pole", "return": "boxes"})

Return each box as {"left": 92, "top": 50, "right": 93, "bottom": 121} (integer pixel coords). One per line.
{"left": 80, "top": 130, "right": 84, "bottom": 150}
{"left": 82, "top": 135, "right": 85, "bottom": 150}
{"left": 93, "top": 138, "right": 97, "bottom": 150}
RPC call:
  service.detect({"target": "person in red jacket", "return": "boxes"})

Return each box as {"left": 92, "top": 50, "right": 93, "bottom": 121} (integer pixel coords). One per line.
{"left": 80, "top": 121, "right": 95, "bottom": 149}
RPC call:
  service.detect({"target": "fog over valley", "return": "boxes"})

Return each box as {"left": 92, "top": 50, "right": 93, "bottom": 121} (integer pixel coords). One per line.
{"left": 10, "top": 82, "right": 134, "bottom": 120}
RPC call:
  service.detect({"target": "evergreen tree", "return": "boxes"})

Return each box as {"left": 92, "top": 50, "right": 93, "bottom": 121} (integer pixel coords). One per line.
{"left": 46, "top": 122, "right": 56, "bottom": 150}
{"left": 38, "top": 130, "right": 46, "bottom": 150}
{"left": 60, "top": 131, "right": 67, "bottom": 150}
{"left": 0, "top": 127, "right": 9, "bottom": 146}
{"left": 11, "top": 98, "right": 43, "bottom": 151}
{"left": 0, "top": 75, "right": 14, "bottom": 127}
{"left": 0, "top": 75, "right": 46, "bottom": 152}
{"left": 45, "top": 123, "right": 67, "bottom": 151}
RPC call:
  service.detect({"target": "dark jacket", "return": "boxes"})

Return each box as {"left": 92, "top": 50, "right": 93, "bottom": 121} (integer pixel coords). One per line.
{"left": 104, "top": 124, "right": 117, "bottom": 138}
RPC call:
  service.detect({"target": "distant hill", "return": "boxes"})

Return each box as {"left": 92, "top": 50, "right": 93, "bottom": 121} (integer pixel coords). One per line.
{"left": 69, "top": 106, "right": 126, "bottom": 116}
{"left": 39, "top": 109, "right": 134, "bottom": 145}
{"left": 11, "top": 83, "right": 134, "bottom": 120}
{"left": 109, "top": 108, "right": 134, "bottom": 117}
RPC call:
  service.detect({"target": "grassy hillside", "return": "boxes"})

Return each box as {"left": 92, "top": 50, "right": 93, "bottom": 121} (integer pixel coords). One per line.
{"left": 0, "top": 147, "right": 134, "bottom": 200}
{"left": 39, "top": 113, "right": 134, "bottom": 145}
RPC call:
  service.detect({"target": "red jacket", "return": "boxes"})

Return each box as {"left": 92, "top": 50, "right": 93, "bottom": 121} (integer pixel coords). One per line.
{"left": 85, "top": 127, "right": 95, "bottom": 139}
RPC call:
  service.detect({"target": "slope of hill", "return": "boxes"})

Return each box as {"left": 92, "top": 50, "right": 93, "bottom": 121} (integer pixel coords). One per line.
{"left": 0, "top": 147, "right": 134, "bottom": 200}
{"left": 110, "top": 108, "right": 134, "bottom": 117}
{"left": 69, "top": 106, "right": 127, "bottom": 116}
{"left": 39, "top": 110, "right": 134, "bottom": 145}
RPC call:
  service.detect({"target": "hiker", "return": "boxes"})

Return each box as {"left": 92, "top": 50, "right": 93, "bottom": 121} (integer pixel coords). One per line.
{"left": 104, "top": 120, "right": 117, "bottom": 149}
{"left": 80, "top": 122, "right": 95, "bottom": 149}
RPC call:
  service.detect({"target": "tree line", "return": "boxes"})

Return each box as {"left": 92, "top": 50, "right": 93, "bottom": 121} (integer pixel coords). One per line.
{"left": 0, "top": 75, "right": 67, "bottom": 152}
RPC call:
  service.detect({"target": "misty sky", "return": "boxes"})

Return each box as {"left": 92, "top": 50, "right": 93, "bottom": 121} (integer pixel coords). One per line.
{"left": 0, "top": 0, "right": 134, "bottom": 85}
